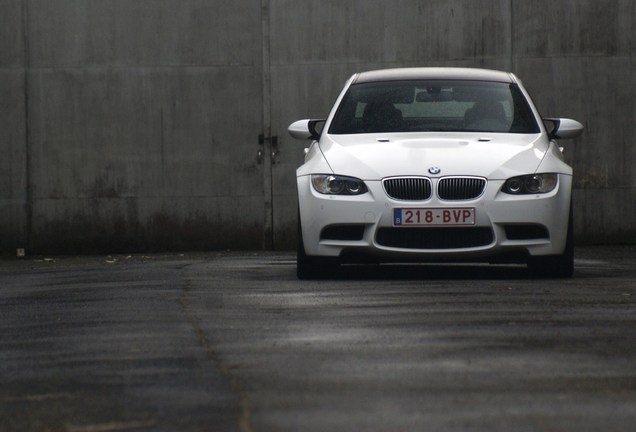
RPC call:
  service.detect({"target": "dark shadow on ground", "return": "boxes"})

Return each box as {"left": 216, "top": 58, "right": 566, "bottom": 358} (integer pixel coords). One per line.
{"left": 319, "top": 263, "right": 532, "bottom": 281}
{"left": 311, "top": 260, "right": 619, "bottom": 281}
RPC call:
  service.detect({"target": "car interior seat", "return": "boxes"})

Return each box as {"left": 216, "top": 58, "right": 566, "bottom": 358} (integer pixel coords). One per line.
{"left": 363, "top": 101, "right": 403, "bottom": 132}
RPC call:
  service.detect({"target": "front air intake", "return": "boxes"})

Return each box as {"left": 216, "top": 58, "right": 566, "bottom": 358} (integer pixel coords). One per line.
{"left": 376, "top": 227, "right": 494, "bottom": 249}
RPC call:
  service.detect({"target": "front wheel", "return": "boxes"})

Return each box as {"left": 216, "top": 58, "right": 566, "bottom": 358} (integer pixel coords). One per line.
{"left": 527, "top": 206, "right": 574, "bottom": 278}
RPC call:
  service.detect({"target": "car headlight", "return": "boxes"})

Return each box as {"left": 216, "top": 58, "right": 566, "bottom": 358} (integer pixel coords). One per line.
{"left": 311, "top": 175, "right": 368, "bottom": 195}
{"left": 502, "top": 173, "right": 558, "bottom": 195}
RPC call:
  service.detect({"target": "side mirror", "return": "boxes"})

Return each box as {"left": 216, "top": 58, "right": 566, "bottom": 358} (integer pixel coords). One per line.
{"left": 288, "top": 119, "right": 325, "bottom": 140}
{"left": 544, "top": 118, "right": 584, "bottom": 140}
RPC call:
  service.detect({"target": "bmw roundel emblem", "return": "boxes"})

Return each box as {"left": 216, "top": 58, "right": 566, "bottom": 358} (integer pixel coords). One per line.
{"left": 428, "top": 166, "right": 441, "bottom": 175}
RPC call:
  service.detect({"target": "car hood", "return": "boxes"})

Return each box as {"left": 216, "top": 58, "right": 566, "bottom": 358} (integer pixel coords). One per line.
{"left": 319, "top": 133, "right": 547, "bottom": 180}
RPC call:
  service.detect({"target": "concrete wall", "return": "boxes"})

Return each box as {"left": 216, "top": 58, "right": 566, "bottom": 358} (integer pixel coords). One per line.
{"left": 0, "top": 0, "right": 28, "bottom": 253}
{"left": 513, "top": 0, "right": 636, "bottom": 244}
{"left": 1, "top": 0, "right": 634, "bottom": 254}
{"left": 2, "top": 0, "right": 266, "bottom": 254}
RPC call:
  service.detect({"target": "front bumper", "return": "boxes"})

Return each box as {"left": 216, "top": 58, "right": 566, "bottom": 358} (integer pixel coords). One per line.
{"left": 297, "top": 174, "right": 572, "bottom": 262}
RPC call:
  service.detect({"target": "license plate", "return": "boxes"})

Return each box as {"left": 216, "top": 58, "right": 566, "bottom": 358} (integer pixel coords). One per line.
{"left": 393, "top": 208, "right": 475, "bottom": 226}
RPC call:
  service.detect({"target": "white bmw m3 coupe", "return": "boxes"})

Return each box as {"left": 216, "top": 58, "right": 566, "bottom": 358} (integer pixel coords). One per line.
{"left": 289, "top": 68, "right": 583, "bottom": 279}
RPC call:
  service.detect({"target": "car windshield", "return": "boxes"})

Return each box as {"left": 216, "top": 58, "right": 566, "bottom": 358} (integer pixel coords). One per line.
{"left": 329, "top": 80, "right": 540, "bottom": 134}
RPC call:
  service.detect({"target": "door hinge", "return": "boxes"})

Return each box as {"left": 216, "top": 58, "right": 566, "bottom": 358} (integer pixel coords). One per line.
{"left": 258, "top": 134, "right": 279, "bottom": 164}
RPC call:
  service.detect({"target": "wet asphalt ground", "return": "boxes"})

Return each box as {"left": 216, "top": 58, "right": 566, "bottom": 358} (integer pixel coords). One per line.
{"left": 1, "top": 246, "right": 635, "bottom": 432}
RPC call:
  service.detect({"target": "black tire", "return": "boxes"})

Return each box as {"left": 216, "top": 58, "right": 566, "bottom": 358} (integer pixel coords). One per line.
{"left": 297, "top": 214, "right": 339, "bottom": 280}
{"left": 527, "top": 205, "right": 574, "bottom": 278}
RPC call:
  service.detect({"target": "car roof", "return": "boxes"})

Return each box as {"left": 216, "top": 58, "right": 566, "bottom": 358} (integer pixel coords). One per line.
{"left": 353, "top": 67, "right": 515, "bottom": 84}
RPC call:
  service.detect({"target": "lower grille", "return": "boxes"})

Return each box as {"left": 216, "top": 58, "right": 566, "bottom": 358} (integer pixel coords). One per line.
{"left": 504, "top": 224, "right": 549, "bottom": 240}
{"left": 376, "top": 227, "right": 493, "bottom": 249}
{"left": 321, "top": 225, "right": 365, "bottom": 241}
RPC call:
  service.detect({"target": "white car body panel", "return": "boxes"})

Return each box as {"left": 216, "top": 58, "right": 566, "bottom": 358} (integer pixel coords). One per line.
{"left": 300, "top": 133, "right": 563, "bottom": 180}
{"left": 297, "top": 174, "right": 571, "bottom": 257}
